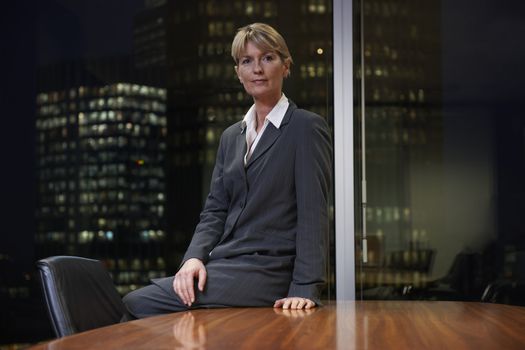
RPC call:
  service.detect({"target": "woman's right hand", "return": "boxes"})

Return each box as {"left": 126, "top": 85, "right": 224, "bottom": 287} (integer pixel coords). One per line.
{"left": 173, "top": 258, "right": 207, "bottom": 307}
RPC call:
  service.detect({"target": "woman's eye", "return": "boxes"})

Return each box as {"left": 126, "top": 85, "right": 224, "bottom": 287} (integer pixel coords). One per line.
{"left": 241, "top": 58, "right": 251, "bottom": 65}
{"left": 263, "top": 55, "right": 274, "bottom": 62}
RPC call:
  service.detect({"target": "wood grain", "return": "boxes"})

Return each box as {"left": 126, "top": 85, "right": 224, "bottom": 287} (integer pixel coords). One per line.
{"left": 28, "top": 301, "right": 525, "bottom": 349}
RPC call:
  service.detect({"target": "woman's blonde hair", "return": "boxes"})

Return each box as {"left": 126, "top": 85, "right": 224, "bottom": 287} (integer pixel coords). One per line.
{"left": 231, "top": 23, "right": 293, "bottom": 68}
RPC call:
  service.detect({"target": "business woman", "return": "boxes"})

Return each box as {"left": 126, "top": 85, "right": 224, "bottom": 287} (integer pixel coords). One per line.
{"left": 122, "top": 22, "right": 332, "bottom": 319}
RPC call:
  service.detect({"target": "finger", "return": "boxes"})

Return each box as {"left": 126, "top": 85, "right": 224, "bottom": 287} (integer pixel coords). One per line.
{"left": 180, "top": 279, "right": 190, "bottom": 306}
{"left": 283, "top": 298, "right": 292, "bottom": 309}
{"left": 296, "top": 299, "right": 306, "bottom": 309}
{"left": 305, "top": 300, "right": 315, "bottom": 309}
{"left": 176, "top": 273, "right": 189, "bottom": 305}
{"left": 197, "top": 267, "right": 207, "bottom": 292}
{"left": 174, "top": 276, "right": 186, "bottom": 305}
{"left": 173, "top": 276, "right": 178, "bottom": 294}
{"left": 273, "top": 298, "right": 285, "bottom": 308}
{"left": 291, "top": 298, "right": 300, "bottom": 309}
{"left": 184, "top": 274, "right": 195, "bottom": 305}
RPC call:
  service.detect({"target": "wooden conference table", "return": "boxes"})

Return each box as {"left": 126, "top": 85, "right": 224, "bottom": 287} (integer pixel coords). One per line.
{"left": 29, "top": 301, "right": 525, "bottom": 349}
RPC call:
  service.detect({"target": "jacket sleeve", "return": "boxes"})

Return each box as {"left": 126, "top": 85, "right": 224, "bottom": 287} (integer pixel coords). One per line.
{"left": 287, "top": 112, "right": 332, "bottom": 304}
{"left": 181, "top": 133, "right": 230, "bottom": 264}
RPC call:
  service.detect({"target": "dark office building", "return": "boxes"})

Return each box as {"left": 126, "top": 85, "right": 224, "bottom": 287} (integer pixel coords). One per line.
{"left": 133, "top": 0, "right": 333, "bottom": 262}
{"left": 35, "top": 58, "right": 168, "bottom": 294}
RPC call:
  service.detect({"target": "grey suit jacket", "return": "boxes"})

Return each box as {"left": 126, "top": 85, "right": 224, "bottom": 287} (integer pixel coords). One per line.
{"left": 182, "top": 101, "right": 332, "bottom": 304}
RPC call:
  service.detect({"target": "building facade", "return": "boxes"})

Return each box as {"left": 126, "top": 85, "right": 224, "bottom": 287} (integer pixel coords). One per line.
{"left": 35, "top": 59, "right": 168, "bottom": 294}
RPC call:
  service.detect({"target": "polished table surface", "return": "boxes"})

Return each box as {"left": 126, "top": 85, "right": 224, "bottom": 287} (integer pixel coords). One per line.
{"left": 29, "top": 301, "right": 525, "bottom": 349}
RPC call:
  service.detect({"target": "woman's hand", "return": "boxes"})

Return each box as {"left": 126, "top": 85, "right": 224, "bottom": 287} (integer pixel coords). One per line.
{"left": 173, "top": 258, "right": 207, "bottom": 307}
{"left": 273, "top": 297, "right": 316, "bottom": 310}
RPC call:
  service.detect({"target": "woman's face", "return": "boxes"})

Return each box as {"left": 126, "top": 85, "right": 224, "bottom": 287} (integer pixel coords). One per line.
{"left": 235, "top": 41, "right": 289, "bottom": 103}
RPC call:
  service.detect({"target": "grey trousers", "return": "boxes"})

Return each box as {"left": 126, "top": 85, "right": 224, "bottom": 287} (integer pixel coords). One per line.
{"left": 122, "top": 276, "right": 231, "bottom": 320}
{"left": 122, "top": 256, "right": 292, "bottom": 319}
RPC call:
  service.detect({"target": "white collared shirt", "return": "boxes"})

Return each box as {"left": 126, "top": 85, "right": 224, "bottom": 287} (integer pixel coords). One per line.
{"left": 241, "top": 94, "right": 289, "bottom": 165}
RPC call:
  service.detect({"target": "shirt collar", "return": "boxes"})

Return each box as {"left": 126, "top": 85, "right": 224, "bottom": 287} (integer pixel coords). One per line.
{"left": 241, "top": 94, "right": 289, "bottom": 131}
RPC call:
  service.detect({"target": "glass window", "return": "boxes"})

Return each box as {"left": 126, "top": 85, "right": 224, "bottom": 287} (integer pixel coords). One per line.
{"left": 354, "top": 0, "right": 525, "bottom": 307}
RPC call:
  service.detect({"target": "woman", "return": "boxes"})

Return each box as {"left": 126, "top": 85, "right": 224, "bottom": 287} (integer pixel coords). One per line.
{"left": 123, "top": 23, "right": 332, "bottom": 319}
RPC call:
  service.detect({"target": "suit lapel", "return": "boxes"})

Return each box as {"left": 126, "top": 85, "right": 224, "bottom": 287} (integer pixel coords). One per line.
{"left": 245, "top": 102, "right": 297, "bottom": 169}
{"left": 245, "top": 123, "right": 280, "bottom": 168}
{"left": 236, "top": 126, "right": 248, "bottom": 176}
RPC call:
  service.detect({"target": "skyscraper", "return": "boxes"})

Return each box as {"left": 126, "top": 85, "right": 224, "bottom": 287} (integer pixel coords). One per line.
{"left": 35, "top": 58, "right": 168, "bottom": 294}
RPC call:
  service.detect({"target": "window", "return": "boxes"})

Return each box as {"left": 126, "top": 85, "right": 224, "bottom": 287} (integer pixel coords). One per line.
{"left": 352, "top": 0, "right": 525, "bottom": 306}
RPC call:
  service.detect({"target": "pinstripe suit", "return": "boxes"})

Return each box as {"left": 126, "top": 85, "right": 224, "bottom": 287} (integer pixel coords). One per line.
{"left": 123, "top": 102, "right": 332, "bottom": 318}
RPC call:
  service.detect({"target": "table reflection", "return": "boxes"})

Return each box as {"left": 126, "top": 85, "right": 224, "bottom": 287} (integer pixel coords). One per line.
{"left": 172, "top": 312, "right": 207, "bottom": 350}
{"left": 273, "top": 307, "right": 317, "bottom": 318}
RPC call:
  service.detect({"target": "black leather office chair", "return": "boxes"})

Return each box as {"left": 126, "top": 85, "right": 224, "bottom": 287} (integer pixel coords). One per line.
{"left": 481, "top": 279, "right": 525, "bottom": 306}
{"left": 37, "top": 256, "right": 127, "bottom": 338}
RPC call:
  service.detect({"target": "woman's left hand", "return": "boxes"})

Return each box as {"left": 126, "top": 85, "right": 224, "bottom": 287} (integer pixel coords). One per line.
{"left": 273, "top": 297, "right": 316, "bottom": 309}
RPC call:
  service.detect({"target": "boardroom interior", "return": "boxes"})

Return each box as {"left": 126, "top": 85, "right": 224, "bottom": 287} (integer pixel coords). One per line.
{"left": 2, "top": 0, "right": 525, "bottom": 347}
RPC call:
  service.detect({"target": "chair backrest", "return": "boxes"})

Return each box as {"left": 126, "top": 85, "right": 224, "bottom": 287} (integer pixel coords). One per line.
{"left": 481, "top": 279, "right": 525, "bottom": 306}
{"left": 37, "top": 256, "right": 126, "bottom": 338}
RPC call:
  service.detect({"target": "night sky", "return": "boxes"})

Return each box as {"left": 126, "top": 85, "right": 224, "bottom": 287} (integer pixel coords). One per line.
{"left": 36, "top": 0, "right": 144, "bottom": 65}
{"left": 441, "top": 0, "right": 525, "bottom": 104}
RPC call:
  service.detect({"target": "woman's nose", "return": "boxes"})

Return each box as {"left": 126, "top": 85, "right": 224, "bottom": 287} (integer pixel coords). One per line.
{"left": 253, "top": 60, "right": 263, "bottom": 73}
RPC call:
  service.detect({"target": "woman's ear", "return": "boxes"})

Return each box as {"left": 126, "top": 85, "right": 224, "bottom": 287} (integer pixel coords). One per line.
{"left": 283, "top": 60, "right": 291, "bottom": 78}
